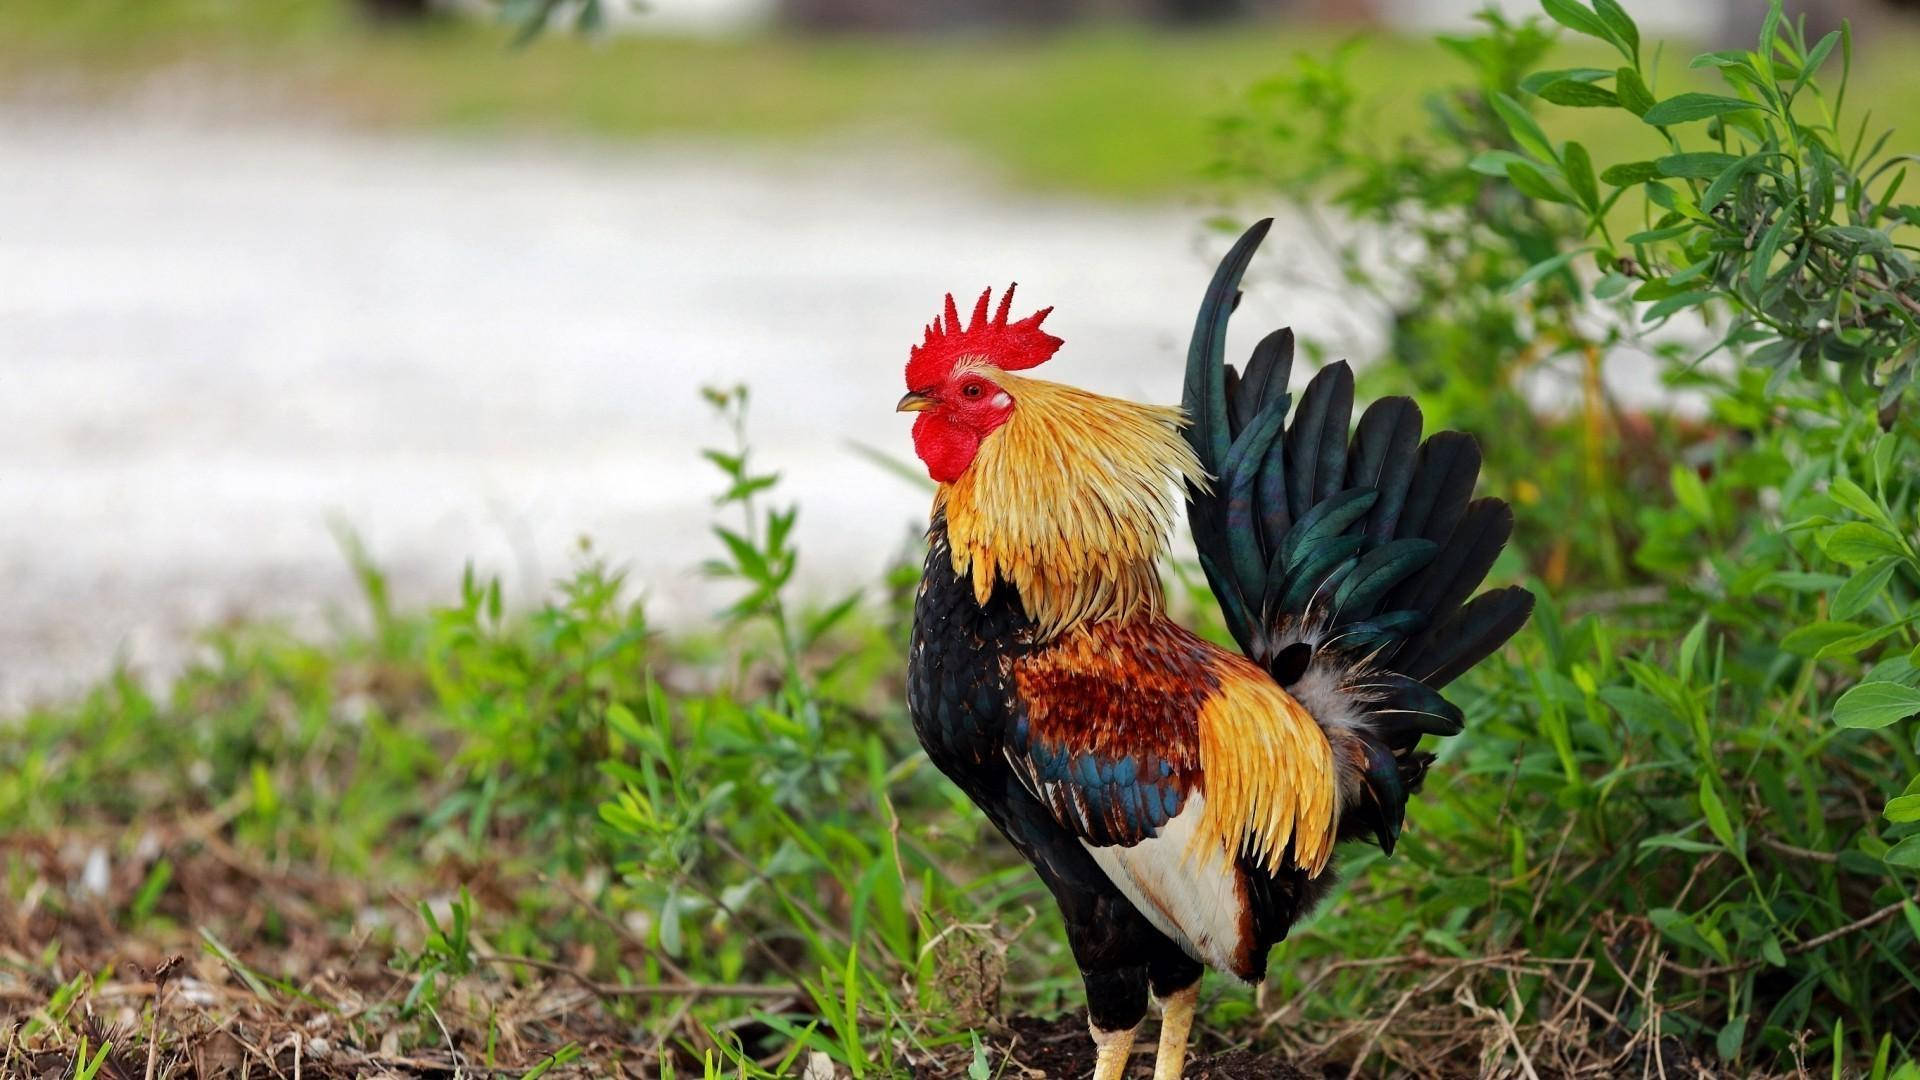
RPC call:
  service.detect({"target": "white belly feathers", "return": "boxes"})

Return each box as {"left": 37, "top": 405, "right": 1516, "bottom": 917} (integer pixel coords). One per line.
{"left": 1082, "top": 793, "right": 1252, "bottom": 976}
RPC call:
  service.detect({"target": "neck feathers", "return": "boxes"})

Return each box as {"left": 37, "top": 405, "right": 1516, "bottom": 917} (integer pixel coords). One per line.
{"left": 937, "top": 373, "right": 1204, "bottom": 640}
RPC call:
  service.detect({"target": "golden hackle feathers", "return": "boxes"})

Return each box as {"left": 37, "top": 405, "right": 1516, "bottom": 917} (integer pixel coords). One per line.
{"left": 936, "top": 362, "right": 1340, "bottom": 879}
{"left": 1193, "top": 656, "right": 1339, "bottom": 876}
{"left": 938, "top": 366, "right": 1205, "bottom": 641}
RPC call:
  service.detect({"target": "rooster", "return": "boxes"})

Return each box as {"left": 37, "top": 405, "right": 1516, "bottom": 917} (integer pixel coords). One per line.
{"left": 898, "top": 220, "right": 1533, "bottom": 1079}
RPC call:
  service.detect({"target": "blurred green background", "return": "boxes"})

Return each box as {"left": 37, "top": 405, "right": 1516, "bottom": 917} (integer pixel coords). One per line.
{"left": 6, "top": 0, "right": 1919, "bottom": 197}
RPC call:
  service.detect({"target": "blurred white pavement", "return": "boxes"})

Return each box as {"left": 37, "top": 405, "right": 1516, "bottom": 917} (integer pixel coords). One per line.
{"left": 1, "top": 113, "right": 1383, "bottom": 707}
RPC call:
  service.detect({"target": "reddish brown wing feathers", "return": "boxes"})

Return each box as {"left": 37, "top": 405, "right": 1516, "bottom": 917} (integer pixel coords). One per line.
{"left": 1008, "top": 618, "right": 1341, "bottom": 874}
{"left": 1009, "top": 620, "right": 1215, "bottom": 846}
{"left": 1014, "top": 619, "right": 1215, "bottom": 764}
{"left": 1006, "top": 617, "right": 1342, "bottom": 977}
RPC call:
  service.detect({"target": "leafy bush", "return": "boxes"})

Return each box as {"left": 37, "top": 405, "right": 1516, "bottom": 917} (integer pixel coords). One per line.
{"left": 592, "top": 387, "right": 1084, "bottom": 1075}
{"left": 1213, "top": 0, "right": 1920, "bottom": 1071}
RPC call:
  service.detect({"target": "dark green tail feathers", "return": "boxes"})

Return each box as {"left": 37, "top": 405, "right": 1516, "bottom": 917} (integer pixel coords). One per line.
{"left": 1181, "top": 219, "right": 1534, "bottom": 855}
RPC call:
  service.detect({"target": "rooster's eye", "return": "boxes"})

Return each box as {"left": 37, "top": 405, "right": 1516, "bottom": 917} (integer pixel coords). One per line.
{"left": 962, "top": 383, "right": 983, "bottom": 399}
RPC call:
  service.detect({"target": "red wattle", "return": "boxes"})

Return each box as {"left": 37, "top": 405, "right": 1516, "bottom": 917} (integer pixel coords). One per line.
{"left": 912, "top": 411, "right": 982, "bottom": 484}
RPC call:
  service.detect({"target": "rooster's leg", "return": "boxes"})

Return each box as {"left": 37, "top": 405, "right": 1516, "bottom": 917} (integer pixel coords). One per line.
{"left": 1151, "top": 982, "right": 1199, "bottom": 1080}
{"left": 1089, "top": 1021, "right": 1139, "bottom": 1080}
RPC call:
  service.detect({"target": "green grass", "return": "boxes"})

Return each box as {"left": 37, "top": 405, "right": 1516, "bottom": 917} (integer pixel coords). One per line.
{"left": 6, "top": 0, "right": 1920, "bottom": 197}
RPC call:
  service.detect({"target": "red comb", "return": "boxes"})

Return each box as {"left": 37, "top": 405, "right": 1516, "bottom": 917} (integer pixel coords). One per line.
{"left": 905, "top": 284, "right": 1063, "bottom": 390}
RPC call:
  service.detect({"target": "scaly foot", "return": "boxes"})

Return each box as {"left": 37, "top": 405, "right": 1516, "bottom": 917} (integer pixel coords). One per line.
{"left": 1089, "top": 1020, "right": 1139, "bottom": 1080}
{"left": 1152, "top": 983, "right": 1199, "bottom": 1080}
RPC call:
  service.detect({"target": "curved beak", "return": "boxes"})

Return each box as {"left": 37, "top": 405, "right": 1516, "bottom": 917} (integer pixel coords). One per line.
{"left": 896, "top": 391, "right": 934, "bottom": 413}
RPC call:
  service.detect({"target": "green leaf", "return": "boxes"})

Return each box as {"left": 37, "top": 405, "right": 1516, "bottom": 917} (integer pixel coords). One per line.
{"left": 1748, "top": 212, "right": 1791, "bottom": 293}
{"left": 1643, "top": 93, "right": 1766, "bottom": 125}
{"left": 1823, "top": 522, "right": 1909, "bottom": 565}
{"left": 712, "top": 526, "right": 769, "bottom": 580}
{"left": 130, "top": 858, "right": 173, "bottom": 924}
{"left": 1757, "top": 3, "right": 1782, "bottom": 61}
{"left": 1701, "top": 150, "right": 1770, "bottom": 209}
{"left": 1563, "top": 142, "right": 1599, "bottom": 209}
{"left": 1642, "top": 290, "right": 1713, "bottom": 321}
{"left": 1781, "top": 620, "right": 1870, "bottom": 656}
{"left": 1657, "top": 152, "right": 1741, "bottom": 179}
{"left": 1831, "top": 477, "right": 1895, "bottom": 527}
{"left": 1538, "top": 79, "right": 1620, "bottom": 108}
{"left": 1679, "top": 615, "right": 1709, "bottom": 680}
{"left": 1717, "top": 1015, "right": 1748, "bottom": 1062}
{"left": 968, "top": 1033, "right": 992, "bottom": 1080}
{"left": 605, "top": 702, "right": 647, "bottom": 744}
{"left": 1519, "top": 67, "right": 1614, "bottom": 95}
{"left": 1468, "top": 149, "right": 1532, "bottom": 176}
{"left": 722, "top": 474, "right": 780, "bottom": 503}
{"left": 1886, "top": 835, "right": 1920, "bottom": 869}
{"left": 1507, "top": 161, "right": 1571, "bottom": 204}
{"left": 659, "top": 893, "right": 683, "bottom": 957}
{"left": 1885, "top": 794, "right": 1920, "bottom": 823}
{"left": 801, "top": 591, "right": 863, "bottom": 649}
{"left": 1671, "top": 463, "right": 1712, "bottom": 522}
{"left": 1831, "top": 559, "right": 1899, "bottom": 621}
{"left": 1508, "top": 247, "right": 1592, "bottom": 292}
{"left": 1873, "top": 435, "right": 1900, "bottom": 494}
{"left": 1796, "top": 30, "right": 1841, "bottom": 95}
{"left": 1644, "top": 179, "right": 1707, "bottom": 220}
{"left": 1625, "top": 222, "right": 1693, "bottom": 244}
{"left": 700, "top": 448, "right": 744, "bottom": 476}
{"left": 1863, "top": 655, "right": 1920, "bottom": 687}
{"left": 1491, "top": 92, "right": 1557, "bottom": 164}
{"left": 1615, "top": 66, "right": 1655, "bottom": 115}
{"left": 1601, "top": 161, "right": 1661, "bottom": 185}
{"left": 1766, "top": 571, "right": 1848, "bottom": 593}
{"left": 1541, "top": 0, "right": 1609, "bottom": 41}
{"left": 1817, "top": 622, "right": 1907, "bottom": 660}
{"left": 1639, "top": 833, "right": 1721, "bottom": 854}
{"left": 1688, "top": 49, "right": 1755, "bottom": 72}
{"left": 1699, "top": 775, "right": 1738, "bottom": 852}
{"left": 1649, "top": 907, "right": 1727, "bottom": 960}
{"left": 1633, "top": 277, "right": 1687, "bottom": 301}
{"left": 1592, "top": 271, "right": 1632, "bottom": 298}
{"left": 1823, "top": 224, "right": 1894, "bottom": 252}
{"left": 1667, "top": 257, "right": 1713, "bottom": 285}
{"left": 1833, "top": 682, "right": 1920, "bottom": 729}
{"left": 1593, "top": 0, "right": 1640, "bottom": 63}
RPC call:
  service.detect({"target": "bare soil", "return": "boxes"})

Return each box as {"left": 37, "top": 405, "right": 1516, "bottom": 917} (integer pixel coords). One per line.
{"left": 0, "top": 821, "right": 1324, "bottom": 1078}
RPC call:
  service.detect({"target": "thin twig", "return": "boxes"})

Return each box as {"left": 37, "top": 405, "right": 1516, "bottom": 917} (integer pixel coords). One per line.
{"left": 1259, "top": 952, "right": 1437, "bottom": 1031}
{"left": 1857, "top": 270, "right": 1920, "bottom": 320}
{"left": 550, "top": 875, "right": 692, "bottom": 985}
{"left": 1756, "top": 836, "right": 1841, "bottom": 864}
{"left": 1458, "top": 981, "right": 1541, "bottom": 1080}
{"left": 144, "top": 987, "right": 164, "bottom": 1080}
